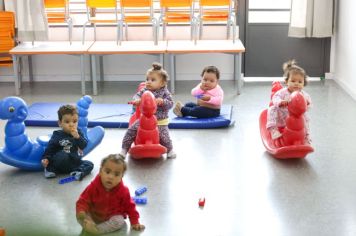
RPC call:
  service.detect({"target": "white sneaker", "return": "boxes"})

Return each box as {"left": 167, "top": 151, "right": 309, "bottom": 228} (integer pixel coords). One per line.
{"left": 167, "top": 150, "right": 177, "bottom": 159}
{"left": 44, "top": 168, "right": 56, "bottom": 178}
{"left": 270, "top": 129, "right": 282, "bottom": 140}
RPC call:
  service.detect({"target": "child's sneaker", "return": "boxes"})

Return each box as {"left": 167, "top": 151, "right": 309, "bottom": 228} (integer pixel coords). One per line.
{"left": 70, "top": 171, "right": 84, "bottom": 181}
{"left": 173, "top": 102, "right": 183, "bottom": 117}
{"left": 44, "top": 168, "right": 56, "bottom": 178}
{"left": 270, "top": 128, "right": 282, "bottom": 140}
{"left": 167, "top": 150, "right": 177, "bottom": 159}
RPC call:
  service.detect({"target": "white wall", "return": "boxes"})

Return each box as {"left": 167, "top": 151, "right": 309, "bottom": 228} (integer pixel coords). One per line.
{"left": 330, "top": 0, "right": 356, "bottom": 99}
{"left": 0, "top": 25, "right": 240, "bottom": 83}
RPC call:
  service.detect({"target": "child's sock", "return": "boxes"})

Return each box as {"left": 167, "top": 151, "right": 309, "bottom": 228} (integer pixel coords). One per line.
{"left": 118, "top": 149, "right": 127, "bottom": 159}
{"left": 167, "top": 150, "right": 177, "bottom": 159}
{"left": 173, "top": 102, "right": 183, "bottom": 117}
{"left": 44, "top": 168, "right": 56, "bottom": 178}
{"left": 269, "top": 127, "right": 282, "bottom": 140}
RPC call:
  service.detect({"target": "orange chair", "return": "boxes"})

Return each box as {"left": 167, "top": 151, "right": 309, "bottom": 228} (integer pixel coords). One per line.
{"left": 120, "top": 0, "right": 158, "bottom": 44}
{"left": 82, "top": 0, "right": 120, "bottom": 44}
{"left": 159, "top": 0, "right": 197, "bottom": 40}
{"left": 44, "top": 0, "right": 73, "bottom": 44}
{"left": 0, "top": 12, "right": 15, "bottom": 67}
{"left": 198, "top": 0, "right": 237, "bottom": 41}
{"left": 0, "top": 11, "right": 15, "bottom": 38}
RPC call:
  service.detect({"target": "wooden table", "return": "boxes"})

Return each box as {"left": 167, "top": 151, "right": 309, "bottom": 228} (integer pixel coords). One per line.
{"left": 10, "top": 41, "right": 94, "bottom": 95}
{"left": 166, "top": 39, "right": 245, "bottom": 94}
{"left": 88, "top": 41, "right": 167, "bottom": 95}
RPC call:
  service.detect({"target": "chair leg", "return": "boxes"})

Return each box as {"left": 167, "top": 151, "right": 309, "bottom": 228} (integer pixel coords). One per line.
{"left": 163, "top": 23, "right": 166, "bottom": 40}
{"left": 151, "top": 18, "right": 158, "bottom": 45}
{"left": 125, "top": 23, "right": 128, "bottom": 41}
{"left": 116, "top": 21, "right": 122, "bottom": 45}
{"left": 199, "top": 21, "right": 203, "bottom": 39}
{"left": 94, "top": 24, "right": 97, "bottom": 41}
{"left": 82, "top": 22, "right": 88, "bottom": 44}
{"left": 227, "top": 20, "right": 231, "bottom": 39}
{"left": 68, "top": 18, "right": 73, "bottom": 45}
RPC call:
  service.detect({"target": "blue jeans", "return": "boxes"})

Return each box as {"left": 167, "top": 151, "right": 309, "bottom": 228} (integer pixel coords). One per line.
{"left": 181, "top": 102, "right": 220, "bottom": 118}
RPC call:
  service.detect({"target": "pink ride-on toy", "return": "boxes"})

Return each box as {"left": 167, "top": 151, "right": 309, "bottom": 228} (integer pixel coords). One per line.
{"left": 259, "top": 81, "right": 314, "bottom": 159}
{"left": 128, "top": 88, "right": 167, "bottom": 159}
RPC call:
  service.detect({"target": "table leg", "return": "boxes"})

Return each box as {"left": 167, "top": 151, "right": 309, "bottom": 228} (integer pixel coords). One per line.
{"left": 80, "top": 55, "right": 86, "bottom": 95}
{"left": 28, "top": 55, "right": 33, "bottom": 83}
{"left": 169, "top": 54, "right": 175, "bottom": 94}
{"left": 91, "top": 55, "right": 97, "bottom": 96}
{"left": 159, "top": 54, "right": 163, "bottom": 67}
{"left": 99, "top": 55, "right": 104, "bottom": 82}
{"left": 234, "top": 53, "right": 242, "bottom": 95}
{"left": 12, "top": 55, "right": 20, "bottom": 95}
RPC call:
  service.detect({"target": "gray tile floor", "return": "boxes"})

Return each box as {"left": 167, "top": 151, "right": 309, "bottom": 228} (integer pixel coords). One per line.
{"left": 1, "top": 80, "right": 356, "bottom": 236}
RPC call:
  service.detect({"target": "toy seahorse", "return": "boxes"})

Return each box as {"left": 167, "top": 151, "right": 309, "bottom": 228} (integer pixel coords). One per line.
{"left": 0, "top": 97, "right": 47, "bottom": 170}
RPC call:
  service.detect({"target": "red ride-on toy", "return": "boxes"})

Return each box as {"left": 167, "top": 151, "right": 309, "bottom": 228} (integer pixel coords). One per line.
{"left": 128, "top": 89, "right": 167, "bottom": 159}
{"left": 259, "top": 81, "right": 314, "bottom": 159}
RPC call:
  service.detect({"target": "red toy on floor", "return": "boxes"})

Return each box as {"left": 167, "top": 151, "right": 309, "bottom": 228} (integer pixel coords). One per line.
{"left": 128, "top": 89, "right": 167, "bottom": 159}
{"left": 259, "top": 81, "right": 314, "bottom": 159}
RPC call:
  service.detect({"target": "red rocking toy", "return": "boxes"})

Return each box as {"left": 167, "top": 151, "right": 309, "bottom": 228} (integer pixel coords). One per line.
{"left": 128, "top": 88, "right": 167, "bottom": 159}
{"left": 259, "top": 82, "right": 314, "bottom": 159}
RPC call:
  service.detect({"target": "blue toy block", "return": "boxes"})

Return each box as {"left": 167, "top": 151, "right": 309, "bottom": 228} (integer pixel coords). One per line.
{"left": 132, "top": 196, "right": 147, "bottom": 204}
{"left": 195, "top": 94, "right": 204, "bottom": 99}
{"left": 135, "top": 187, "right": 147, "bottom": 196}
{"left": 58, "top": 175, "right": 77, "bottom": 184}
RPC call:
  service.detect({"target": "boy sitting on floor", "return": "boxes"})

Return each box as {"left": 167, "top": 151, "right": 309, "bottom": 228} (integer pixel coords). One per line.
{"left": 41, "top": 104, "right": 93, "bottom": 180}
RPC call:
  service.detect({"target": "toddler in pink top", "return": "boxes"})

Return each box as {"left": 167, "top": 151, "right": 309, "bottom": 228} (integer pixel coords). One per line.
{"left": 173, "top": 65, "right": 224, "bottom": 118}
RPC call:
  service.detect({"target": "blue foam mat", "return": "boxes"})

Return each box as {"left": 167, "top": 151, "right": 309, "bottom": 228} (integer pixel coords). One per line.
{"left": 25, "top": 103, "right": 234, "bottom": 129}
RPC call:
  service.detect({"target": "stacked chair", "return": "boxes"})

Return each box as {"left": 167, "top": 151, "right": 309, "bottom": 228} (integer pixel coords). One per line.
{"left": 44, "top": 0, "right": 73, "bottom": 44}
{"left": 120, "top": 0, "right": 158, "bottom": 44}
{"left": 0, "top": 11, "right": 15, "bottom": 67}
{"left": 197, "top": 0, "right": 237, "bottom": 41}
{"left": 82, "top": 0, "right": 120, "bottom": 44}
{"left": 159, "top": 0, "right": 197, "bottom": 40}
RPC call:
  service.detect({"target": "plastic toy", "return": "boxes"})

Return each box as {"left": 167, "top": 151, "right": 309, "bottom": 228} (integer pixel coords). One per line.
{"left": 58, "top": 175, "right": 77, "bottom": 184}
{"left": 128, "top": 89, "right": 167, "bottom": 159}
{"left": 259, "top": 82, "right": 314, "bottom": 158}
{"left": 128, "top": 82, "right": 146, "bottom": 126}
{"left": 76, "top": 95, "right": 105, "bottom": 155}
{"left": 0, "top": 96, "right": 104, "bottom": 170}
{"left": 132, "top": 196, "right": 147, "bottom": 205}
{"left": 195, "top": 94, "right": 204, "bottom": 99}
{"left": 135, "top": 186, "right": 147, "bottom": 196}
{"left": 198, "top": 197, "right": 205, "bottom": 207}
{"left": 0, "top": 96, "right": 48, "bottom": 170}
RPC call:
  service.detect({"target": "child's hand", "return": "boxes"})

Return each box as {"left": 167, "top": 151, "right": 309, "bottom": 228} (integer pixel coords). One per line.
{"left": 83, "top": 218, "right": 99, "bottom": 235}
{"left": 71, "top": 128, "right": 80, "bottom": 139}
{"left": 279, "top": 100, "right": 289, "bottom": 107}
{"left": 134, "top": 99, "right": 141, "bottom": 106}
{"left": 131, "top": 223, "right": 145, "bottom": 231}
{"left": 41, "top": 159, "right": 49, "bottom": 168}
{"left": 78, "top": 148, "right": 84, "bottom": 156}
{"left": 200, "top": 95, "right": 211, "bottom": 101}
{"left": 156, "top": 98, "right": 164, "bottom": 106}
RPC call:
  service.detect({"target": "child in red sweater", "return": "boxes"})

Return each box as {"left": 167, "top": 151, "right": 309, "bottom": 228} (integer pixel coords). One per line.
{"left": 76, "top": 154, "right": 145, "bottom": 234}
